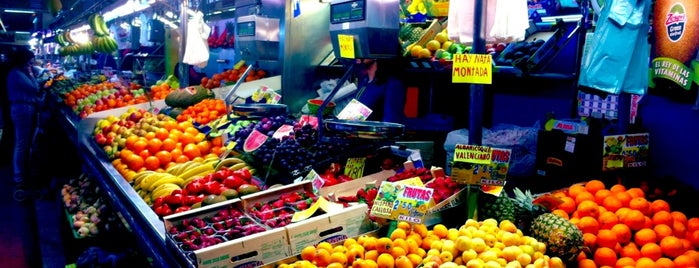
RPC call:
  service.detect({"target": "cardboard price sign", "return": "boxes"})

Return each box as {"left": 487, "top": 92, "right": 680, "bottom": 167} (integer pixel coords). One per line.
{"left": 344, "top": 157, "right": 366, "bottom": 179}
{"left": 338, "top": 34, "right": 355, "bottom": 59}
{"left": 450, "top": 144, "right": 512, "bottom": 185}
{"left": 452, "top": 53, "right": 492, "bottom": 84}
{"left": 369, "top": 181, "right": 433, "bottom": 224}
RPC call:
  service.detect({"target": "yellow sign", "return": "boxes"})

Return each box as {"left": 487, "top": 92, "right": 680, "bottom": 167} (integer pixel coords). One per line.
{"left": 338, "top": 34, "right": 355, "bottom": 59}
{"left": 344, "top": 157, "right": 366, "bottom": 179}
{"left": 453, "top": 144, "right": 493, "bottom": 165}
{"left": 369, "top": 181, "right": 433, "bottom": 224}
{"left": 606, "top": 159, "right": 624, "bottom": 169}
{"left": 452, "top": 53, "right": 492, "bottom": 84}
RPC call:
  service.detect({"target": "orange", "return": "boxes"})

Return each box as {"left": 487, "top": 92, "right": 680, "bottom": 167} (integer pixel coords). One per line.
{"left": 612, "top": 223, "right": 633, "bottom": 244}
{"left": 640, "top": 243, "right": 663, "bottom": 260}
{"left": 660, "top": 236, "right": 685, "bottom": 258}
{"left": 394, "top": 255, "right": 412, "bottom": 268}
{"left": 604, "top": 196, "right": 624, "bottom": 213}
{"left": 673, "top": 221, "right": 688, "bottom": 238}
{"left": 161, "top": 138, "right": 177, "bottom": 151}
{"left": 617, "top": 257, "right": 636, "bottom": 267}
{"left": 126, "top": 154, "right": 145, "bottom": 171}
{"left": 594, "top": 247, "right": 618, "bottom": 267}
{"left": 432, "top": 224, "right": 448, "bottom": 238}
{"left": 125, "top": 135, "right": 139, "bottom": 150}
{"left": 610, "top": 184, "right": 627, "bottom": 193}
{"left": 413, "top": 224, "right": 428, "bottom": 237}
{"left": 330, "top": 251, "right": 348, "bottom": 266}
{"left": 300, "top": 245, "right": 316, "bottom": 261}
{"left": 615, "top": 191, "right": 633, "bottom": 207}
{"left": 376, "top": 253, "right": 395, "bottom": 268}
{"left": 144, "top": 131, "right": 156, "bottom": 140}
{"left": 347, "top": 246, "right": 365, "bottom": 264}
{"left": 390, "top": 228, "right": 407, "bottom": 241}
{"left": 655, "top": 224, "right": 675, "bottom": 241}
{"left": 326, "top": 263, "right": 344, "bottom": 268}
{"left": 599, "top": 211, "right": 620, "bottom": 230}
{"left": 585, "top": 179, "right": 606, "bottom": 195}
{"left": 558, "top": 196, "right": 577, "bottom": 214}
{"left": 138, "top": 149, "right": 151, "bottom": 159}
{"left": 578, "top": 258, "right": 597, "bottom": 268}
{"left": 616, "top": 207, "right": 632, "bottom": 218}
{"left": 687, "top": 218, "right": 699, "bottom": 233}
{"left": 671, "top": 212, "right": 688, "bottom": 226}
{"left": 621, "top": 209, "right": 647, "bottom": 231}
{"left": 183, "top": 143, "right": 202, "bottom": 160}
{"left": 552, "top": 209, "right": 570, "bottom": 220}
{"left": 620, "top": 242, "right": 641, "bottom": 260}
{"left": 674, "top": 254, "right": 697, "bottom": 268}
{"left": 132, "top": 139, "right": 148, "bottom": 154}
{"left": 634, "top": 228, "right": 658, "bottom": 247}
{"left": 644, "top": 216, "right": 654, "bottom": 229}
{"left": 576, "top": 191, "right": 596, "bottom": 205}
{"left": 390, "top": 245, "right": 407, "bottom": 259}
{"left": 406, "top": 253, "right": 422, "bottom": 266}
{"left": 578, "top": 200, "right": 601, "bottom": 218}
{"left": 597, "top": 229, "right": 619, "bottom": 249}
{"left": 684, "top": 250, "right": 699, "bottom": 265}
{"left": 651, "top": 200, "right": 671, "bottom": 214}
{"left": 626, "top": 187, "right": 646, "bottom": 198}
{"left": 144, "top": 156, "right": 161, "bottom": 171}
{"left": 635, "top": 257, "right": 656, "bottom": 268}
{"left": 629, "top": 197, "right": 651, "bottom": 216}
{"left": 689, "top": 230, "right": 699, "bottom": 248}
{"left": 196, "top": 141, "right": 211, "bottom": 155}
{"left": 155, "top": 127, "right": 169, "bottom": 141}
{"left": 595, "top": 189, "right": 613, "bottom": 205}
{"left": 568, "top": 184, "right": 587, "bottom": 199}
{"left": 365, "top": 249, "right": 379, "bottom": 261}
{"left": 174, "top": 155, "right": 189, "bottom": 163}
{"left": 655, "top": 257, "right": 676, "bottom": 268}
{"left": 578, "top": 216, "right": 601, "bottom": 234}
{"left": 653, "top": 211, "right": 675, "bottom": 227}
{"left": 376, "top": 237, "right": 393, "bottom": 254}
{"left": 119, "top": 149, "right": 134, "bottom": 163}
{"left": 314, "top": 248, "right": 331, "bottom": 267}
{"left": 210, "top": 136, "right": 223, "bottom": 147}
{"left": 179, "top": 132, "right": 196, "bottom": 145}
{"left": 333, "top": 245, "right": 348, "bottom": 254}
{"left": 583, "top": 233, "right": 598, "bottom": 249}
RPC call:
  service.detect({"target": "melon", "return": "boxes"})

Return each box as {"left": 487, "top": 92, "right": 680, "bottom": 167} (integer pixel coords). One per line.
{"left": 243, "top": 129, "right": 268, "bottom": 152}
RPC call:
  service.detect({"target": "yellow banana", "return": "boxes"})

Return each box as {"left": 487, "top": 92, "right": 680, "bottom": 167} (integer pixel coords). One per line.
{"left": 133, "top": 171, "right": 156, "bottom": 186}
{"left": 151, "top": 183, "right": 181, "bottom": 199}
{"left": 171, "top": 161, "right": 200, "bottom": 176}
{"left": 148, "top": 174, "right": 185, "bottom": 192}
{"left": 179, "top": 163, "right": 215, "bottom": 180}
{"left": 229, "top": 163, "right": 248, "bottom": 171}
{"left": 139, "top": 172, "right": 167, "bottom": 192}
{"left": 215, "top": 157, "right": 245, "bottom": 171}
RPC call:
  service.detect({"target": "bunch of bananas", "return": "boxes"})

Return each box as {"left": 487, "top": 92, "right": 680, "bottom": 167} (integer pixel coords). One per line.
{"left": 133, "top": 171, "right": 186, "bottom": 205}
{"left": 56, "top": 31, "right": 94, "bottom": 56}
{"left": 214, "top": 157, "right": 256, "bottom": 174}
{"left": 88, "top": 14, "right": 118, "bottom": 53}
{"left": 165, "top": 157, "right": 218, "bottom": 186}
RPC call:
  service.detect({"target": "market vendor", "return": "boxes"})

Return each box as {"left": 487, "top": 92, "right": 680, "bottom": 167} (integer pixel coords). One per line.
{"left": 351, "top": 58, "right": 406, "bottom": 123}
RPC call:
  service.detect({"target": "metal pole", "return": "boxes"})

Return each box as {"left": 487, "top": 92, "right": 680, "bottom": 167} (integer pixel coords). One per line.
{"left": 468, "top": 0, "right": 486, "bottom": 146}
{"left": 180, "top": 0, "right": 190, "bottom": 87}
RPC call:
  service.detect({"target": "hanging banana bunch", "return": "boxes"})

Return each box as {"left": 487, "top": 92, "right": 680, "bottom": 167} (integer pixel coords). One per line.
{"left": 88, "top": 13, "right": 118, "bottom": 53}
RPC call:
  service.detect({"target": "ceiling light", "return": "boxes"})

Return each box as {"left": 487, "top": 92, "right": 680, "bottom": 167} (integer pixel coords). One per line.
{"left": 4, "top": 9, "right": 35, "bottom": 14}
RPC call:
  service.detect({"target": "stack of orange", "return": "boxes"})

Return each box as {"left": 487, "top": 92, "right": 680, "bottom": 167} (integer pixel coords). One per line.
{"left": 551, "top": 180, "right": 699, "bottom": 268}
{"left": 111, "top": 116, "right": 224, "bottom": 181}
{"left": 175, "top": 99, "right": 227, "bottom": 125}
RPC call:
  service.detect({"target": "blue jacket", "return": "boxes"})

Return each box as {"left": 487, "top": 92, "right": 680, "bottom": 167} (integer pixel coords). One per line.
{"left": 6, "top": 67, "right": 41, "bottom": 104}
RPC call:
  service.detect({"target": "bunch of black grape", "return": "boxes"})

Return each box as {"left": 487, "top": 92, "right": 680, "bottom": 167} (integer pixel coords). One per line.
{"left": 253, "top": 136, "right": 314, "bottom": 173}
{"left": 294, "top": 124, "right": 318, "bottom": 148}
{"left": 309, "top": 137, "right": 355, "bottom": 163}
{"left": 255, "top": 115, "right": 293, "bottom": 137}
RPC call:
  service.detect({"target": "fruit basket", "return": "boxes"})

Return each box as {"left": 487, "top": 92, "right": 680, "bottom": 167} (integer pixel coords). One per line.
{"left": 324, "top": 119, "right": 405, "bottom": 140}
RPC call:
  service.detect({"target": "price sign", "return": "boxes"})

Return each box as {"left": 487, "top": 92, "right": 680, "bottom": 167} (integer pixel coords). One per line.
{"left": 338, "top": 34, "right": 355, "bottom": 59}
{"left": 369, "top": 181, "right": 433, "bottom": 224}
{"left": 344, "top": 157, "right": 366, "bottom": 179}
{"left": 452, "top": 53, "right": 492, "bottom": 84}
{"left": 453, "top": 144, "right": 493, "bottom": 165}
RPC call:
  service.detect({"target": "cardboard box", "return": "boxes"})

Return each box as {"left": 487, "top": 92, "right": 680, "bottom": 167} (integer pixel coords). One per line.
{"left": 163, "top": 199, "right": 292, "bottom": 268}
{"left": 319, "top": 170, "right": 396, "bottom": 201}
{"left": 285, "top": 204, "right": 376, "bottom": 255}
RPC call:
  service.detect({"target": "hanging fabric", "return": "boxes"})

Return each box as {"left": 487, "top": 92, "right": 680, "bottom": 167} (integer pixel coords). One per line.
{"left": 182, "top": 11, "right": 211, "bottom": 68}
{"left": 489, "top": 0, "right": 529, "bottom": 43}
{"left": 578, "top": 0, "right": 651, "bottom": 95}
{"left": 446, "top": 0, "right": 498, "bottom": 44}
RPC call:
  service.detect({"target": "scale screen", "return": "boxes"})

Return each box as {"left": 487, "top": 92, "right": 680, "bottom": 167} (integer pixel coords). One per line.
{"left": 237, "top": 21, "right": 256, "bottom": 37}
{"left": 330, "top": 0, "right": 365, "bottom": 24}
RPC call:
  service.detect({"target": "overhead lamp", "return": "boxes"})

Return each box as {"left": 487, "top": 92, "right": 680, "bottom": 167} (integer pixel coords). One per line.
{"left": 103, "top": 0, "right": 152, "bottom": 22}
{"left": 3, "top": 9, "right": 35, "bottom": 14}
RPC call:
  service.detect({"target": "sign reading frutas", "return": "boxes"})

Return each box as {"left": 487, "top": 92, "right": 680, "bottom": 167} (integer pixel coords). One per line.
{"left": 370, "top": 180, "right": 433, "bottom": 224}
{"left": 452, "top": 53, "right": 492, "bottom": 84}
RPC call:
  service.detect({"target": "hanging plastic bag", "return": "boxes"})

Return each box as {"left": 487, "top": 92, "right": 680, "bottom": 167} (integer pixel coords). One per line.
{"left": 182, "top": 11, "right": 211, "bottom": 68}
{"left": 489, "top": 0, "right": 528, "bottom": 43}
{"left": 578, "top": 0, "right": 650, "bottom": 95}
{"left": 447, "top": 0, "right": 498, "bottom": 44}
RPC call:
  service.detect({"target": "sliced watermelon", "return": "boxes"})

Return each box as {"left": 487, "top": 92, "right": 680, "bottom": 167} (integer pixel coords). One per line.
{"left": 243, "top": 129, "right": 268, "bottom": 152}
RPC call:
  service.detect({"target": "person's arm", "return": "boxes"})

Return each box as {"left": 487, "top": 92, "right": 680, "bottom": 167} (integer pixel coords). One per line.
{"left": 381, "top": 77, "right": 406, "bottom": 123}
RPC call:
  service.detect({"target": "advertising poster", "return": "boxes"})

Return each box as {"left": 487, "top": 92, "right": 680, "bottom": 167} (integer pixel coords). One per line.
{"left": 651, "top": 0, "right": 699, "bottom": 91}
{"left": 602, "top": 133, "right": 650, "bottom": 171}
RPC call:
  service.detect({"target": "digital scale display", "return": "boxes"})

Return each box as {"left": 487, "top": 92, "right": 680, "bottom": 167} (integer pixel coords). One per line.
{"left": 237, "top": 21, "right": 256, "bottom": 37}
{"left": 330, "top": 0, "right": 365, "bottom": 24}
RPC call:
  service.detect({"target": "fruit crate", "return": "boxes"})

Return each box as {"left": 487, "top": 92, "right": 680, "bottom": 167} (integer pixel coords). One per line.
{"left": 163, "top": 199, "right": 292, "bottom": 268}
{"left": 240, "top": 181, "right": 319, "bottom": 228}
{"left": 320, "top": 170, "right": 396, "bottom": 201}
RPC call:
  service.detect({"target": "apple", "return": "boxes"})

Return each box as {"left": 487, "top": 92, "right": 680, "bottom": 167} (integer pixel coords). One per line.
{"left": 95, "top": 133, "right": 107, "bottom": 145}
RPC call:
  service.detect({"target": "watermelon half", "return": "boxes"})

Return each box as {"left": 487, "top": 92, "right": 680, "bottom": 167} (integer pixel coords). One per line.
{"left": 243, "top": 129, "right": 268, "bottom": 152}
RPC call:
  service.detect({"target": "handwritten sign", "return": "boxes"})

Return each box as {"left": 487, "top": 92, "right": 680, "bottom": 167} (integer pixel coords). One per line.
{"left": 452, "top": 53, "right": 492, "bottom": 84}
{"left": 338, "top": 34, "right": 355, "bottom": 59}
{"left": 369, "top": 181, "right": 434, "bottom": 224}
{"left": 344, "top": 157, "right": 366, "bottom": 179}
{"left": 451, "top": 145, "right": 511, "bottom": 185}
{"left": 453, "top": 144, "right": 493, "bottom": 165}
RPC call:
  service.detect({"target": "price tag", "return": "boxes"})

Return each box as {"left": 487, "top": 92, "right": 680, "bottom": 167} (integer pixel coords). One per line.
{"left": 369, "top": 181, "right": 433, "bottom": 224}
{"left": 452, "top": 53, "right": 492, "bottom": 84}
{"left": 606, "top": 159, "right": 624, "bottom": 168}
{"left": 344, "top": 157, "right": 366, "bottom": 179}
{"left": 338, "top": 34, "right": 355, "bottom": 59}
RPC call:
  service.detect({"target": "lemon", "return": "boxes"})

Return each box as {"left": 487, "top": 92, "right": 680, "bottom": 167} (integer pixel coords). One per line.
{"left": 417, "top": 48, "right": 432, "bottom": 59}
{"left": 435, "top": 32, "right": 449, "bottom": 44}
{"left": 410, "top": 45, "right": 423, "bottom": 57}
{"left": 426, "top": 40, "right": 441, "bottom": 52}
{"left": 442, "top": 40, "right": 453, "bottom": 50}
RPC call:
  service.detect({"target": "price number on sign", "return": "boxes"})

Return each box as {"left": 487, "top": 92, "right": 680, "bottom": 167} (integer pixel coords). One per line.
{"left": 392, "top": 200, "right": 412, "bottom": 210}
{"left": 344, "top": 157, "right": 365, "bottom": 179}
{"left": 338, "top": 34, "right": 355, "bottom": 59}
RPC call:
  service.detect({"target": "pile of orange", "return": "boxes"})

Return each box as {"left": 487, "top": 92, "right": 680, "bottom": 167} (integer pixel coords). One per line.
{"left": 552, "top": 180, "right": 699, "bottom": 268}
{"left": 175, "top": 98, "right": 228, "bottom": 125}
{"left": 111, "top": 113, "right": 224, "bottom": 181}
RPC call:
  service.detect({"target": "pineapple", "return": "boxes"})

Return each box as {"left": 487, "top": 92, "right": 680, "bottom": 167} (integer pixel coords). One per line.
{"left": 477, "top": 190, "right": 515, "bottom": 223}
{"left": 512, "top": 187, "right": 584, "bottom": 262}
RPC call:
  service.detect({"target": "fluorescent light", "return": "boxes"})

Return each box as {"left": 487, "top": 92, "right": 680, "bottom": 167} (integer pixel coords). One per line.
{"left": 4, "top": 9, "right": 35, "bottom": 14}
{"left": 103, "top": 0, "right": 151, "bottom": 22}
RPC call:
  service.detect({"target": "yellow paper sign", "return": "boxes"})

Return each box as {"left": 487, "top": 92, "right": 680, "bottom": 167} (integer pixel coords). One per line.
{"left": 338, "top": 34, "right": 355, "bottom": 59}
{"left": 452, "top": 53, "right": 492, "bottom": 84}
{"left": 453, "top": 144, "right": 493, "bottom": 165}
{"left": 292, "top": 196, "right": 335, "bottom": 222}
{"left": 606, "top": 159, "right": 624, "bottom": 168}
{"left": 369, "top": 181, "right": 433, "bottom": 224}
{"left": 344, "top": 157, "right": 366, "bottom": 179}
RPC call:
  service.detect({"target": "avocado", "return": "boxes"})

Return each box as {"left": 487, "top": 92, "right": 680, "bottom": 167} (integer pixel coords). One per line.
{"left": 221, "top": 189, "right": 239, "bottom": 200}
{"left": 201, "top": 194, "right": 227, "bottom": 206}
{"left": 237, "top": 184, "right": 260, "bottom": 196}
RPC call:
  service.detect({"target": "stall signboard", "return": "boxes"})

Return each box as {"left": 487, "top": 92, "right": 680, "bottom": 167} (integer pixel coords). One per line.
{"left": 452, "top": 53, "right": 492, "bottom": 84}
{"left": 450, "top": 144, "right": 511, "bottom": 185}
{"left": 602, "top": 133, "right": 650, "bottom": 171}
{"left": 651, "top": 0, "right": 699, "bottom": 91}
{"left": 369, "top": 179, "right": 433, "bottom": 224}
